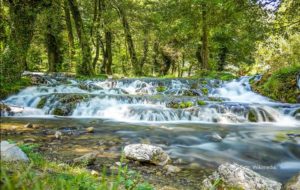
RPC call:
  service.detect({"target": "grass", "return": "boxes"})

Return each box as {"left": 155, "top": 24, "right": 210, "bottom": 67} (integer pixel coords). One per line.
{"left": 251, "top": 65, "right": 300, "bottom": 103}
{"left": 76, "top": 74, "right": 108, "bottom": 80}
{"left": 0, "top": 143, "right": 154, "bottom": 190}
{"left": 0, "top": 76, "right": 32, "bottom": 100}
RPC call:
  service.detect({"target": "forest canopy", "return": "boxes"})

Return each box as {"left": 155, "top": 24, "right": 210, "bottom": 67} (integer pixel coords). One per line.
{"left": 0, "top": 0, "right": 299, "bottom": 82}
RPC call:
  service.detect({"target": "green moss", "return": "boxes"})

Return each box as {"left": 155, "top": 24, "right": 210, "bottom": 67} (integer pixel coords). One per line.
{"left": 197, "top": 100, "right": 206, "bottom": 106}
{"left": 156, "top": 86, "right": 167, "bottom": 92}
{"left": 208, "top": 97, "right": 223, "bottom": 102}
{"left": 52, "top": 108, "right": 65, "bottom": 116}
{"left": 0, "top": 76, "right": 32, "bottom": 100}
{"left": 59, "top": 94, "right": 88, "bottom": 104}
{"left": 168, "top": 101, "right": 194, "bottom": 109}
{"left": 251, "top": 65, "right": 300, "bottom": 103}
{"left": 201, "top": 88, "right": 209, "bottom": 95}
{"left": 37, "top": 97, "right": 47, "bottom": 108}
{"left": 247, "top": 110, "right": 258, "bottom": 122}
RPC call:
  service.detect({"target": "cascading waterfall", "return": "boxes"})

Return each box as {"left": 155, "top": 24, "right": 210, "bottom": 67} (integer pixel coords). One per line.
{"left": 2, "top": 76, "right": 299, "bottom": 126}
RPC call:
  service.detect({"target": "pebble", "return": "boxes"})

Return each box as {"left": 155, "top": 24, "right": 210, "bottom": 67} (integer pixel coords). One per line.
{"left": 55, "top": 131, "right": 62, "bottom": 139}
{"left": 24, "top": 123, "right": 33, "bottom": 128}
{"left": 86, "top": 127, "right": 94, "bottom": 133}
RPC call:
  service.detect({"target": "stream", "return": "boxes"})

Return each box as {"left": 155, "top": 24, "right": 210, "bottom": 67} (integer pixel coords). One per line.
{"left": 1, "top": 75, "right": 300, "bottom": 183}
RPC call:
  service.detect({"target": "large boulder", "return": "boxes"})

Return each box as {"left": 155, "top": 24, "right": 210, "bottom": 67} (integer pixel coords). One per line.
{"left": 124, "top": 144, "right": 170, "bottom": 166}
{"left": 202, "top": 163, "right": 281, "bottom": 190}
{"left": 0, "top": 141, "right": 29, "bottom": 162}
{"left": 283, "top": 173, "right": 300, "bottom": 190}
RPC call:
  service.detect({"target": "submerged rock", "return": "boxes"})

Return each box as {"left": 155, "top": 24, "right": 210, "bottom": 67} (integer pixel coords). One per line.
{"left": 164, "top": 165, "right": 181, "bottom": 173}
{"left": 283, "top": 173, "right": 300, "bottom": 190}
{"left": 54, "top": 131, "right": 62, "bottom": 139}
{"left": 73, "top": 152, "right": 99, "bottom": 165}
{"left": 0, "top": 141, "right": 29, "bottom": 162}
{"left": 202, "top": 163, "right": 281, "bottom": 190}
{"left": 124, "top": 144, "right": 170, "bottom": 166}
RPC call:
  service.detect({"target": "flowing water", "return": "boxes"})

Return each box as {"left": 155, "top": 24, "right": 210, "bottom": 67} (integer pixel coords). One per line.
{"left": 1, "top": 75, "right": 300, "bottom": 182}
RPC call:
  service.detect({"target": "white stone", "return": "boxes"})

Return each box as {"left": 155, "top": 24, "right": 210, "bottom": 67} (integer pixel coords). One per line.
{"left": 0, "top": 141, "right": 29, "bottom": 162}
{"left": 124, "top": 144, "right": 170, "bottom": 166}
{"left": 202, "top": 163, "right": 282, "bottom": 190}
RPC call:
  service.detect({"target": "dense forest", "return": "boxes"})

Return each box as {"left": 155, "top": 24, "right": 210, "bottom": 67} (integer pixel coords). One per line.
{"left": 1, "top": 0, "right": 300, "bottom": 190}
{"left": 1, "top": 0, "right": 299, "bottom": 80}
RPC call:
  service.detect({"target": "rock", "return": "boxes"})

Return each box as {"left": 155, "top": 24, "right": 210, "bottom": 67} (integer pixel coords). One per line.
{"left": 86, "top": 127, "right": 94, "bottom": 133}
{"left": 202, "top": 163, "right": 282, "bottom": 190}
{"left": 124, "top": 144, "right": 170, "bottom": 166}
{"left": 115, "top": 162, "right": 126, "bottom": 167}
{"left": 24, "top": 123, "right": 33, "bottom": 128}
{"left": 54, "top": 131, "right": 62, "bottom": 139}
{"left": 73, "top": 152, "right": 98, "bottom": 165}
{"left": 164, "top": 165, "right": 181, "bottom": 173}
{"left": 90, "top": 170, "right": 100, "bottom": 176}
{"left": 283, "top": 173, "right": 300, "bottom": 190}
{"left": 0, "top": 141, "right": 29, "bottom": 162}
{"left": 23, "top": 138, "right": 36, "bottom": 143}
{"left": 210, "top": 133, "right": 223, "bottom": 142}
{"left": 189, "top": 162, "right": 201, "bottom": 169}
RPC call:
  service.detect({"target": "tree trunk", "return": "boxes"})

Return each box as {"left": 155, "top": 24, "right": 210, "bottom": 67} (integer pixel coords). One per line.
{"left": 1, "top": 1, "right": 40, "bottom": 83}
{"left": 68, "top": 0, "right": 94, "bottom": 75}
{"left": 118, "top": 6, "right": 139, "bottom": 75}
{"left": 105, "top": 30, "right": 113, "bottom": 75}
{"left": 201, "top": 3, "right": 209, "bottom": 70}
{"left": 138, "top": 30, "right": 149, "bottom": 76}
{"left": 153, "top": 41, "right": 160, "bottom": 75}
{"left": 218, "top": 46, "right": 228, "bottom": 71}
{"left": 46, "top": 0, "right": 63, "bottom": 72}
{"left": 63, "top": 0, "right": 74, "bottom": 69}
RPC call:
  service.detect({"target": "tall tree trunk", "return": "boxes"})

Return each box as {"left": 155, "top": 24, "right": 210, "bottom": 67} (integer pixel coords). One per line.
{"left": 63, "top": 0, "right": 74, "bottom": 70}
{"left": 118, "top": 6, "right": 139, "bottom": 75}
{"left": 68, "top": 0, "right": 94, "bottom": 75}
{"left": 153, "top": 41, "right": 160, "bottom": 75}
{"left": 201, "top": 3, "right": 209, "bottom": 69}
{"left": 105, "top": 30, "right": 113, "bottom": 75}
{"left": 1, "top": 1, "right": 40, "bottom": 83}
{"left": 138, "top": 30, "right": 149, "bottom": 76}
{"left": 46, "top": 0, "right": 63, "bottom": 72}
{"left": 218, "top": 46, "right": 228, "bottom": 71}
{"left": 161, "top": 50, "right": 172, "bottom": 76}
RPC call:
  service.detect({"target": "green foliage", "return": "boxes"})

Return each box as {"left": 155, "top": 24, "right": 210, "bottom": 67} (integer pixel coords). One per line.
{"left": 0, "top": 76, "right": 32, "bottom": 100}
{"left": 251, "top": 65, "right": 300, "bottom": 103}
{"left": 0, "top": 143, "right": 154, "bottom": 190}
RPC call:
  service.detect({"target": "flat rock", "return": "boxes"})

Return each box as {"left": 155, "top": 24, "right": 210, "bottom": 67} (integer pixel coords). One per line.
{"left": 73, "top": 152, "right": 98, "bottom": 165}
{"left": 202, "top": 163, "right": 281, "bottom": 190}
{"left": 0, "top": 141, "right": 29, "bottom": 162}
{"left": 24, "top": 123, "right": 33, "bottom": 128}
{"left": 283, "top": 173, "right": 300, "bottom": 190}
{"left": 124, "top": 144, "right": 170, "bottom": 166}
{"left": 164, "top": 165, "right": 181, "bottom": 173}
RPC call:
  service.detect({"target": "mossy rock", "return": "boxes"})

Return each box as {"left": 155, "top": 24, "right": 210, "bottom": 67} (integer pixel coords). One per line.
{"left": 251, "top": 65, "right": 300, "bottom": 103}
{"left": 37, "top": 97, "right": 47, "bottom": 109}
{"left": 201, "top": 88, "right": 209, "bottom": 95}
{"left": 197, "top": 100, "right": 206, "bottom": 106}
{"left": 167, "top": 101, "right": 194, "bottom": 109}
{"left": 247, "top": 110, "right": 258, "bottom": 122}
{"left": 59, "top": 94, "right": 88, "bottom": 104}
{"left": 52, "top": 108, "right": 67, "bottom": 116}
{"left": 208, "top": 97, "right": 223, "bottom": 102}
{"left": 156, "top": 86, "right": 167, "bottom": 92}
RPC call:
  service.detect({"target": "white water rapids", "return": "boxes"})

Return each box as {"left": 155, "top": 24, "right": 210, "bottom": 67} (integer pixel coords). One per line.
{"left": 2, "top": 76, "right": 300, "bottom": 126}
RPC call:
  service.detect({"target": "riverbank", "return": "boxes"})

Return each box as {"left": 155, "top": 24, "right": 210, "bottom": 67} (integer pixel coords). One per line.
{"left": 250, "top": 65, "right": 300, "bottom": 103}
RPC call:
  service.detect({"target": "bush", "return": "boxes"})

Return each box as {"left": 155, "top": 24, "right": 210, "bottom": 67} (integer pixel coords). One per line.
{"left": 251, "top": 65, "right": 300, "bottom": 103}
